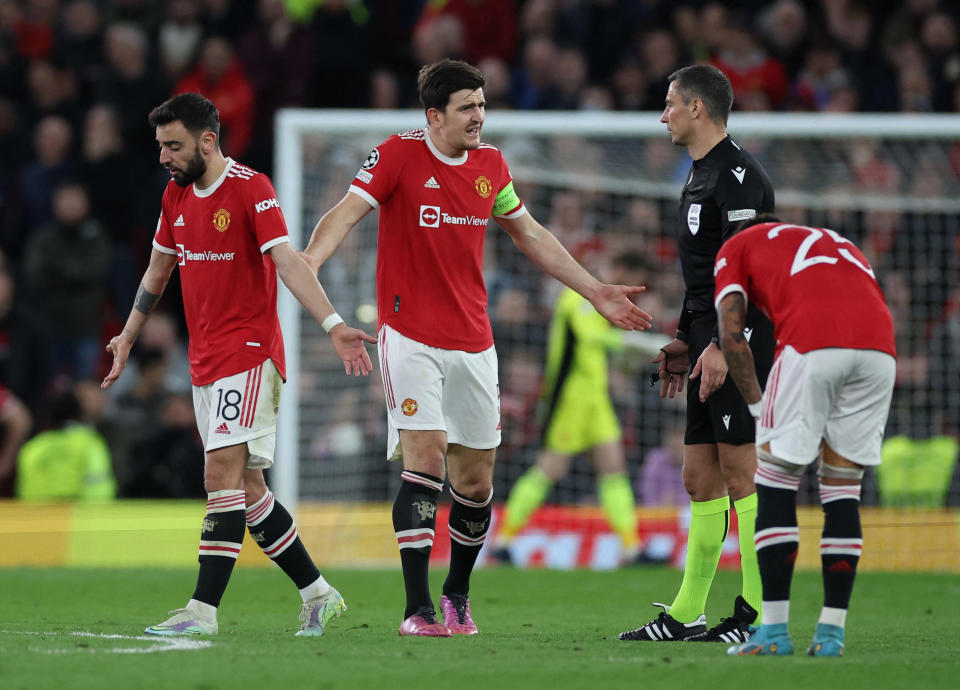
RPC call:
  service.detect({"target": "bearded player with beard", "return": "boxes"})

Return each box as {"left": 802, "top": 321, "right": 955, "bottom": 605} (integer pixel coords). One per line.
{"left": 102, "top": 92, "right": 377, "bottom": 638}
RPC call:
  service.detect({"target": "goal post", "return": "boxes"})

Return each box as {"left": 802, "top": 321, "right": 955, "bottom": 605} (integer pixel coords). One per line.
{"left": 272, "top": 110, "right": 960, "bottom": 569}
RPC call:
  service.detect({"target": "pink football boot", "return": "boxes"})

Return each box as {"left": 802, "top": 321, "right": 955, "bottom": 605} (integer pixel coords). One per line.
{"left": 398, "top": 608, "right": 452, "bottom": 637}
{"left": 440, "top": 594, "right": 478, "bottom": 635}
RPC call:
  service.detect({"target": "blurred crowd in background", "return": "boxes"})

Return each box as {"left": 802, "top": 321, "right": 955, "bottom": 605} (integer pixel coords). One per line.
{"left": 1, "top": 0, "right": 958, "bottom": 503}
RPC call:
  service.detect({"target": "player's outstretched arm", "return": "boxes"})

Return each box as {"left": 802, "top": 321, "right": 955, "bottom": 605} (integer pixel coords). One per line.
{"left": 101, "top": 249, "right": 178, "bottom": 390}
{"left": 716, "top": 293, "right": 762, "bottom": 413}
{"left": 269, "top": 242, "right": 377, "bottom": 376}
{"left": 300, "top": 192, "right": 374, "bottom": 274}
{"left": 590, "top": 283, "right": 653, "bottom": 331}
{"left": 498, "top": 213, "right": 652, "bottom": 330}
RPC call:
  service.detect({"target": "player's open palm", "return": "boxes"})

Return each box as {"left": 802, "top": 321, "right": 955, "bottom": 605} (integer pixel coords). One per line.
{"left": 101, "top": 335, "right": 133, "bottom": 389}
{"left": 592, "top": 284, "right": 653, "bottom": 331}
{"left": 330, "top": 325, "right": 378, "bottom": 376}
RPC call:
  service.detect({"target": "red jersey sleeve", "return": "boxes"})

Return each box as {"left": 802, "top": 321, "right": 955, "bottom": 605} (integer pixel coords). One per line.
{"left": 244, "top": 174, "right": 290, "bottom": 253}
{"left": 713, "top": 234, "right": 749, "bottom": 309}
{"left": 347, "top": 135, "right": 405, "bottom": 209}
{"left": 152, "top": 186, "right": 177, "bottom": 255}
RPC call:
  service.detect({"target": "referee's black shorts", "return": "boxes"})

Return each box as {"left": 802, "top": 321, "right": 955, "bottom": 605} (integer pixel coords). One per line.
{"left": 684, "top": 304, "right": 774, "bottom": 446}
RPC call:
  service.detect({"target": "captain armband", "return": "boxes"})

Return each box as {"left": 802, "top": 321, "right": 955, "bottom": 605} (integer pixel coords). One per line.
{"left": 492, "top": 181, "right": 521, "bottom": 216}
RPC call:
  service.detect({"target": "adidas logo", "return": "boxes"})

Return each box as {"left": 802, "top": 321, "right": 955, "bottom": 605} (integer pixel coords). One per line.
{"left": 174, "top": 214, "right": 185, "bottom": 227}
{"left": 424, "top": 176, "right": 440, "bottom": 189}
{"left": 722, "top": 414, "right": 732, "bottom": 430}
{"left": 215, "top": 422, "right": 230, "bottom": 435}
{"left": 827, "top": 559, "right": 855, "bottom": 573}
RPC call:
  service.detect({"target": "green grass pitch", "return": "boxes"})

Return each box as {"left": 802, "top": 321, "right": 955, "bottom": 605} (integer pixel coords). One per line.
{"left": 1, "top": 566, "right": 957, "bottom": 689}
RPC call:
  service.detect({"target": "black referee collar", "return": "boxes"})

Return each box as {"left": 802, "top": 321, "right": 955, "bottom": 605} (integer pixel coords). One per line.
{"left": 693, "top": 135, "right": 734, "bottom": 166}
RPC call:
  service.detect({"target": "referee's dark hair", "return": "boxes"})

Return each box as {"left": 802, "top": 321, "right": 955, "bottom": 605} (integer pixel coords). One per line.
{"left": 148, "top": 92, "right": 221, "bottom": 140}
{"left": 418, "top": 59, "right": 485, "bottom": 114}
{"left": 667, "top": 65, "right": 734, "bottom": 126}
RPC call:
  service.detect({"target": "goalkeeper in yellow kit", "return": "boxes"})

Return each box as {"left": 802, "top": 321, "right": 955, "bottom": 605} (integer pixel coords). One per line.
{"left": 490, "top": 251, "right": 667, "bottom": 564}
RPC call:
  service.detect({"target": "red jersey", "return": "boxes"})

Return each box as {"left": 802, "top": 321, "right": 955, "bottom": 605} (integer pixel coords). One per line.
{"left": 348, "top": 129, "right": 525, "bottom": 352}
{"left": 713, "top": 222, "right": 895, "bottom": 357}
{"left": 153, "top": 159, "right": 288, "bottom": 385}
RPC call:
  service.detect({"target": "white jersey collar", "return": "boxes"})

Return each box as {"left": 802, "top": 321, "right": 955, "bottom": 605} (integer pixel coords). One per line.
{"left": 424, "top": 130, "right": 468, "bottom": 166}
{"left": 193, "top": 157, "right": 234, "bottom": 198}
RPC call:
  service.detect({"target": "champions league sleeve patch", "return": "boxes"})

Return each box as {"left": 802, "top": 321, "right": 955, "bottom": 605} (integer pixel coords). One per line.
{"left": 361, "top": 148, "right": 380, "bottom": 170}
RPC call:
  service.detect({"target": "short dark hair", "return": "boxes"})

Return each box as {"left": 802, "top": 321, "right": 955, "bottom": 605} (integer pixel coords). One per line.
{"left": 613, "top": 250, "right": 650, "bottom": 273}
{"left": 667, "top": 65, "right": 734, "bottom": 125}
{"left": 417, "top": 59, "right": 485, "bottom": 113}
{"left": 148, "top": 93, "right": 221, "bottom": 140}
{"left": 50, "top": 389, "right": 81, "bottom": 428}
{"left": 54, "top": 178, "right": 88, "bottom": 196}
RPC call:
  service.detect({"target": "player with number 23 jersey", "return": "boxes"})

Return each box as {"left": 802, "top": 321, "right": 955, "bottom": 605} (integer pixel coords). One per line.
{"left": 714, "top": 221, "right": 895, "bottom": 358}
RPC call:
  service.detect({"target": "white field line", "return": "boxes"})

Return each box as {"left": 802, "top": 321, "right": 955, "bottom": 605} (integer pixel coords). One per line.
{"left": 1, "top": 629, "right": 212, "bottom": 654}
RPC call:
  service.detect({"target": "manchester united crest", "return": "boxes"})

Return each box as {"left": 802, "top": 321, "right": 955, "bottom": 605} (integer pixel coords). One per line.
{"left": 213, "top": 208, "right": 231, "bottom": 232}
{"left": 474, "top": 175, "right": 492, "bottom": 199}
{"left": 400, "top": 398, "right": 418, "bottom": 416}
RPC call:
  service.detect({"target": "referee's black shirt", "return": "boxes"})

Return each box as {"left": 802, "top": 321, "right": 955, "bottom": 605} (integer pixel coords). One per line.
{"left": 676, "top": 135, "right": 775, "bottom": 333}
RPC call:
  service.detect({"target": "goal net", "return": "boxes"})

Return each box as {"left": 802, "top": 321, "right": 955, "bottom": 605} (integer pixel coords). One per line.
{"left": 274, "top": 110, "right": 960, "bottom": 571}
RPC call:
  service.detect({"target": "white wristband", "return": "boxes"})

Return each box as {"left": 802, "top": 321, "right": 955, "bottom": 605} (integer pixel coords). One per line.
{"left": 321, "top": 312, "right": 344, "bottom": 333}
{"left": 747, "top": 400, "right": 762, "bottom": 418}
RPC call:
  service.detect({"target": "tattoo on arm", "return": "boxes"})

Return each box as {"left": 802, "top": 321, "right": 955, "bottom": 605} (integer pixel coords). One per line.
{"left": 717, "top": 294, "right": 763, "bottom": 402}
{"left": 134, "top": 283, "right": 161, "bottom": 315}
{"left": 724, "top": 342, "right": 762, "bottom": 402}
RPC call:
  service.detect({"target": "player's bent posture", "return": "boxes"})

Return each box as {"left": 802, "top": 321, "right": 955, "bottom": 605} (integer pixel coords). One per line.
{"left": 491, "top": 252, "right": 669, "bottom": 565}
{"left": 714, "top": 218, "right": 896, "bottom": 657}
{"left": 621, "top": 65, "right": 774, "bottom": 643}
{"left": 102, "top": 93, "right": 376, "bottom": 637}
{"left": 301, "top": 59, "right": 652, "bottom": 636}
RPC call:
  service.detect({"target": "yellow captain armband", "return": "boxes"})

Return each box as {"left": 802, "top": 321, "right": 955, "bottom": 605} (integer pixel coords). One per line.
{"left": 492, "top": 181, "right": 521, "bottom": 216}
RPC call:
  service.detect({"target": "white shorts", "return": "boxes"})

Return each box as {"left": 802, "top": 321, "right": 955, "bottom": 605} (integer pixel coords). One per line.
{"left": 193, "top": 359, "right": 283, "bottom": 469}
{"left": 378, "top": 324, "right": 501, "bottom": 459}
{"left": 757, "top": 346, "right": 895, "bottom": 467}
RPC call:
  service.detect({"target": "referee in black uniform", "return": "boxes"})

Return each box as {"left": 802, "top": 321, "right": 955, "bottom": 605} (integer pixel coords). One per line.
{"left": 620, "top": 65, "right": 774, "bottom": 644}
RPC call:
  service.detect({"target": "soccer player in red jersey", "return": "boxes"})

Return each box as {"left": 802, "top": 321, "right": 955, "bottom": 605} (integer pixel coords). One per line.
{"left": 102, "top": 93, "right": 377, "bottom": 638}
{"left": 714, "top": 217, "right": 896, "bottom": 657}
{"left": 301, "top": 59, "right": 652, "bottom": 636}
